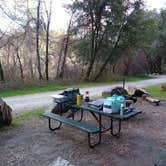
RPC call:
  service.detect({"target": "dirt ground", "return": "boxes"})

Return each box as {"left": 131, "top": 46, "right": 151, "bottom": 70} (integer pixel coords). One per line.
{"left": 0, "top": 99, "right": 166, "bottom": 166}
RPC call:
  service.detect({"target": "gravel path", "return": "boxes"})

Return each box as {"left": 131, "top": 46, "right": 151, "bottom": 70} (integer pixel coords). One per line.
{"left": 2, "top": 75, "right": 166, "bottom": 114}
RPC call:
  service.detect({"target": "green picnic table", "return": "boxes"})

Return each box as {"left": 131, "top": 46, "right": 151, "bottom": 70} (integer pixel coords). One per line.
{"left": 43, "top": 100, "right": 142, "bottom": 148}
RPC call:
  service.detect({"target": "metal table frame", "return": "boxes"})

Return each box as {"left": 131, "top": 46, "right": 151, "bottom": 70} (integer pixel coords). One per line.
{"left": 49, "top": 101, "right": 142, "bottom": 147}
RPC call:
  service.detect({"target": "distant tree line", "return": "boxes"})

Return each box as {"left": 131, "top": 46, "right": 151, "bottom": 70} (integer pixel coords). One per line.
{"left": 0, "top": 0, "right": 165, "bottom": 83}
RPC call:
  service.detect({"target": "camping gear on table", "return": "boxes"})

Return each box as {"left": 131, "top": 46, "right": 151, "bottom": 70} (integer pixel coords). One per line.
{"left": 51, "top": 88, "right": 80, "bottom": 103}
{"left": 51, "top": 102, "right": 71, "bottom": 114}
{"left": 51, "top": 88, "right": 80, "bottom": 114}
{"left": 0, "top": 98, "right": 12, "bottom": 127}
{"left": 103, "top": 95, "right": 126, "bottom": 114}
{"left": 88, "top": 98, "right": 104, "bottom": 110}
{"left": 51, "top": 94, "right": 69, "bottom": 103}
{"left": 61, "top": 88, "right": 80, "bottom": 102}
{"left": 102, "top": 87, "right": 137, "bottom": 104}
{"left": 102, "top": 86, "right": 160, "bottom": 106}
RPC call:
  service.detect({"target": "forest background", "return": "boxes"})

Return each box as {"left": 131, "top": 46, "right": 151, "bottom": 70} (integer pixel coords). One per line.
{"left": 0, "top": 0, "right": 165, "bottom": 90}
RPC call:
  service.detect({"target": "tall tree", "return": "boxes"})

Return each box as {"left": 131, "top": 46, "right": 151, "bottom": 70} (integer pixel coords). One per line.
{"left": 36, "top": 0, "right": 43, "bottom": 80}
{"left": 69, "top": 0, "right": 137, "bottom": 80}
{"left": 58, "top": 13, "right": 73, "bottom": 79}
{"left": 69, "top": 0, "right": 108, "bottom": 80}
{"left": 42, "top": 0, "right": 53, "bottom": 81}
{"left": 156, "top": 9, "right": 166, "bottom": 73}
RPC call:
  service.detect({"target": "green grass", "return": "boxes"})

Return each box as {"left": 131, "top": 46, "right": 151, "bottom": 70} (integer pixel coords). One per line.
{"left": 0, "top": 86, "right": 67, "bottom": 97}
{"left": 0, "top": 109, "right": 45, "bottom": 132}
{"left": 0, "top": 76, "right": 153, "bottom": 97}
{"left": 105, "top": 75, "right": 153, "bottom": 83}
{"left": 145, "top": 84, "right": 166, "bottom": 98}
{"left": 125, "top": 76, "right": 153, "bottom": 82}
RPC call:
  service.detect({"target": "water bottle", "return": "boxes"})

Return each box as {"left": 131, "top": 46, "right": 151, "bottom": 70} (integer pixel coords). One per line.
{"left": 77, "top": 94, "right": 81, "bottom": 105}
{"left": 85, "top": 91, "right": 90, "bottom": 102}
{"left": 120, "top": 103, "right": 125, "bottom": 116}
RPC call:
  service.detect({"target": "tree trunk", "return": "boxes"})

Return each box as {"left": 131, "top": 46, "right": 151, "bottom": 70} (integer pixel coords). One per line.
{"left": 45, "top": 22, "right": 50, "bottom": 81}
{"left": 85, "top": 8, "right": 95, "bottom": 80}
{"left": 58, "top": 14, "right": 73, "bottom": 79}
{"left": 29, "top": 59, "right": 34, "bottom": 79}
{"left": 16, "top": 47, "right": 24, "bottom": 80}
{"left": 84, "top": 2, "right": 105, "bottom": 80}
{"left": 0, "top": 61, "right": 5, "bottom": 81}
{"left": 36, "top": 0, "right": 43, "bottom": 80}
{"left": 94, "top": 23, "right": 124, "bottom": 80}
{"left": 45, "top": 0, "right": 52, "bottom": 81}
{"left": 56, "top": 38, "right": 64, "bottom": 79}
{"left": 123, "top": 57, "right": 132, "bottom": 76}
{"left": 85, "top": 58, "right": 95, "bottom": 80}
{"left": 155, "top": 56, "right": 162, "bottom": 74}
{"left": 58, "top": 38, "right": 69, "bottom": 78}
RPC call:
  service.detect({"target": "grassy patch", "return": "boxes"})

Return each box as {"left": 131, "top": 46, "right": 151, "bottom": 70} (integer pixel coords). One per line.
{"left": 125, "top": 75, "right": 153, "bottom": 82}
{"left": 0, "top": 76, "right": 153, "bottom": 97}
{"left": 145, "top": 84, "right": 166, "bottom": 98}
{"left": 0, "top": 109, "right": 45, "bottom": 132}
{"left": 0, "top": 86, "right": 67, "bottom": 97}
{"left": 104, "top": 75, "right": 153, "bottom": 83}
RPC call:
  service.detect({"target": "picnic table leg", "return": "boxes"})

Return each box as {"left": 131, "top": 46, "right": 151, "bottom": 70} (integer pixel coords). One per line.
{"left": 80, "top": 108, "right": 83, "bottom": 121}
{"left": 73, "top": 108, "right": 83, "bottom": 122}
{"left": 110, "top": 117, "right": 121, "bottom": 138}
{"left": 66, "top": 108, "right": 83, "bottom": 122}
{"left": 88, "top": 114, "right": 102, "bottom": 148}
{"left": 48, "top": 118, "right": 62, "bottom": 131}
{"left": 89, "top": 111, "right": 107, "bottom": 130}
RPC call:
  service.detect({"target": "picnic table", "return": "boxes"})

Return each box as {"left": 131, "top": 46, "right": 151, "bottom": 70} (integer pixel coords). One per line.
{"left": 43, "top": 100, "right": 142, "bottom": 148}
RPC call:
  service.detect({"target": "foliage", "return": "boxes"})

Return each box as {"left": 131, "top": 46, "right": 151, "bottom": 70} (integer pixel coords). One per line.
{"left": 0, "top": 0, "right": 165, "bottom": 83}
{"left": 69, "top": 0, "right": 163, "bottom": 80}
{"left": 139, "top": 9, "right": 166, "bottom": 74}
{"left": 145, "top": 84, "right": 166, "bottom": 98}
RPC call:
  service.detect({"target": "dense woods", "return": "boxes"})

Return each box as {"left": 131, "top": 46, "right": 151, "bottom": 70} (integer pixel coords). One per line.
{"left": 0, "top": 0, "right": 165, "bottom": 84}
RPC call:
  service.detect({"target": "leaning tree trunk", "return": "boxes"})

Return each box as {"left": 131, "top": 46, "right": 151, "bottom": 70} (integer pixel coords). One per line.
{"left": 16, "top": 47, "right": 24, "bottom": 80}
{"left": 56, "top": 38, "right": 64, "bottom": 79}
{"left": 0, "top": 61, "right": 5, "bottom": 81}
{"left": 58, "top": 14, "right": 73, "bottom": 79}
{"left": 85, "top": 57, "right": 95, "bottom": 80}
{"left": 94, "top": 23, "right": 124, "bottom": 80}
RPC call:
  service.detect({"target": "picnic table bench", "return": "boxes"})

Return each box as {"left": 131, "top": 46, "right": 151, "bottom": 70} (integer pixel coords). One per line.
{"left": 43, "top": 101, "right": 142, "bottom": 148}
{"left": 43, "top": 111, "right": 100, "bottom": 147}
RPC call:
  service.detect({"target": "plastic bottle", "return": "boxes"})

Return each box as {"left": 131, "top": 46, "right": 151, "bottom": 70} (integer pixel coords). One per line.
{"left": 77, "top": 94, "right": 81, "bottom": 105}
{"left": 85, "top": 91, "right": 90, "bottom": 102}
{"left": 120, "top": 103, "right": 125, "bottom": 116}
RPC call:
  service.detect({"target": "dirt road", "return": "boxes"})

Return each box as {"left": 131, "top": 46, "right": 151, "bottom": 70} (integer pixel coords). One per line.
{"left": 3, "top": 75, "right": 166, "bottom": 114}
